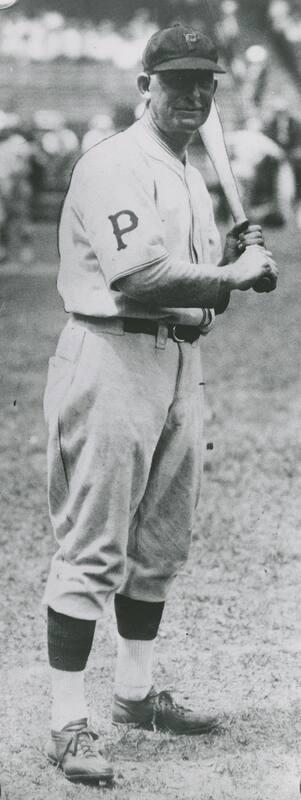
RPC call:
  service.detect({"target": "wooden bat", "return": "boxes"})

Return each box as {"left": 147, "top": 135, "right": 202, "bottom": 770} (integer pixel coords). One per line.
{"left": 199, "top": 100, "right": 271, "bottom": 293}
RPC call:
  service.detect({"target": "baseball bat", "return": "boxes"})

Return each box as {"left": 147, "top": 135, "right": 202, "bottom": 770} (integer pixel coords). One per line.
{"left": 199, "top": 100, "right": 271, "bottom": 293}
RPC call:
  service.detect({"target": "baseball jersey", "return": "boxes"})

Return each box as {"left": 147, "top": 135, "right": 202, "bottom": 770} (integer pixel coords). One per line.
{"left": 57, "top": 113, "right": 223, "bottom": 326}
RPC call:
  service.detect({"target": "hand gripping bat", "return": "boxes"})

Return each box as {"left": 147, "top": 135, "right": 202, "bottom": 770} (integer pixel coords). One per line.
{"left": 199, "top": 100, "right": 271, "bottom": 293}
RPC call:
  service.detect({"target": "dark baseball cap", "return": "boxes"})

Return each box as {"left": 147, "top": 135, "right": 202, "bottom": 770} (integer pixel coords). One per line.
{"left": 142, "top": 23, "right": 225, "bottom": 74}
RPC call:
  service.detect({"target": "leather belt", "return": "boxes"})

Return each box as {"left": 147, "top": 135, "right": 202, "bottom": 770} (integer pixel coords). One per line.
{"left": 123, "top": 318, "right": 201, "bottom": 343}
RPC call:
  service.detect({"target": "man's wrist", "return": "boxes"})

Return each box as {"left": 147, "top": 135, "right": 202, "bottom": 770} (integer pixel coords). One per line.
{"left": 219, "top": 264, "right": 234, "bottom": 290}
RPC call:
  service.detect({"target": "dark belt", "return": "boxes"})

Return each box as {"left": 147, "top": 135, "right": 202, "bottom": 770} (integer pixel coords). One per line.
{"left": 123, "top": 318, "right": 201, "bottom": 343}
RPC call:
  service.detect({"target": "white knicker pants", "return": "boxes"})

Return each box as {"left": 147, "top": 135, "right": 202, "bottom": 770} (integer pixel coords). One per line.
{"left": 43, "top": 316, "right": 205, "bottom": 619}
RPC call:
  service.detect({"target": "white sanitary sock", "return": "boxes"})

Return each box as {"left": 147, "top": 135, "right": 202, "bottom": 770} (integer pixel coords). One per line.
{"left": 114, "top": 634, "right": 155, "bottom": 701}
{"left": 50, "top": 667, "right": 88, "bottom": 731}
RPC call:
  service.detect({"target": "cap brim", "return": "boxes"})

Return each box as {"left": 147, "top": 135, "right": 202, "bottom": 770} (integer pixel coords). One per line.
{"left": 152, "top": 57, "right": 226, "bottom": 73}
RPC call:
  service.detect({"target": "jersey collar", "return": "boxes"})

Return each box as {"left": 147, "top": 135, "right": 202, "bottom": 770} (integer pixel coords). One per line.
{"left": 131, "top": 113, "right": 188, "bottom": 174}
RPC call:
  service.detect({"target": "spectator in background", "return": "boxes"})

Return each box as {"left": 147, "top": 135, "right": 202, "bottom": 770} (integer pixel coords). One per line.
{"left": 242, "top": 45, "right": 269, "bottom": 119}
{"left": 8, "top": 133, "right": 35, "bottom": 263}
{"left": 223, "top": 122, "right": 295, "bottom": 227}
{"left": 81, "top": 113, "right": 115, "bottom": 153}
{"left": 268, "top": 0, "right": 301, "bottom": 40}
{"left": 263, "top": 97, "right": 301, "bottom": 170}
{"left": 31, "top": 110, "right": 79, "bottom": 223}
{"left": 268, "top": 0, "right": 301, "bottom": 78}
{"left": 23, "top": 127, "right": 48, "bottom": 217}
{"left": 0, "top": 149, "right": 10, "bottom": 263}
{"left": 216, "top": 0, "right": 240, "bottom": 67}
{"left": 263, "top": 97, "right": 301, "bottom": 225}
{"left": 268, "top": 0, "right": 290, "bottom": 31}
{"left": 40, "top": 124, "right": 79, "bottom": 191}
{"left": 81, "top": 105, "right": 135, "bottom": 154}
{"left": 263, "top": 98, "right": 301, "bottom": 150}
{"left": 0, "top": 115, "right": 35, "bottom": 264}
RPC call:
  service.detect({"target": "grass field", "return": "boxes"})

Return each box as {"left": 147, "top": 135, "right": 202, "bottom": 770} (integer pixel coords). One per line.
{"left": 0, "top": 220, "right": 301, "bottom": 800}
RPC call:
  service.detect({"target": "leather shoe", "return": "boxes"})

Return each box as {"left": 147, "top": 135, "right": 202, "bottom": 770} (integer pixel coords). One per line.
{"left": 113, "top": 687, "right": 219, "bottom": 735}
{"left": 46, "top": 718, "right": 113, "bottom": 783}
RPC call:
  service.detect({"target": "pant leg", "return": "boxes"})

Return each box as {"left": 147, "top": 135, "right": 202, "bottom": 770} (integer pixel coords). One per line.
{"left": 121, "top": 340, "right": 205, "bottom": 602}
{"left": 43, "top": 320, "right": 181, "bottom": 619}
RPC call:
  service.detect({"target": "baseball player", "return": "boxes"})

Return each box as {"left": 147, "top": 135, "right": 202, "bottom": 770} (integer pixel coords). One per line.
{"left": 43, "top": 23, "right": 278, "bottom": 785}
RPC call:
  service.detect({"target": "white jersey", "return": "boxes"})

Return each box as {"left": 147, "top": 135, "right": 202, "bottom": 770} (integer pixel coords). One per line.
{"left": 58, "top": 115, "right": 222, "bottom": 326}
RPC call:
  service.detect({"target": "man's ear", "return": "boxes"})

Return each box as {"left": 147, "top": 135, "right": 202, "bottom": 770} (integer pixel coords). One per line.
{"left": 137, "top": 72, "right": 151, "bottom": 100}
{"left": 213, "top": 79, "right": 218, "bottom": 95}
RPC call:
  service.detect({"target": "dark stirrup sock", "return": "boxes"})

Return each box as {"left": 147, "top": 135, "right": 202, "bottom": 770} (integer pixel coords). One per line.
{"left": 114, "top": 594, "right": 165, "bottom": 640}
{"left": 47, "top": 607, "right": 96, "bottom": 671}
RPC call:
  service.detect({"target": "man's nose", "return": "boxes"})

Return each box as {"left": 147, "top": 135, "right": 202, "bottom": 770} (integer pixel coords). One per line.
{"left": 190, "top": 81, "right": 209, "bottom": 102}
{"left": 188, "top": 81, "right": 200, "bottom": 98}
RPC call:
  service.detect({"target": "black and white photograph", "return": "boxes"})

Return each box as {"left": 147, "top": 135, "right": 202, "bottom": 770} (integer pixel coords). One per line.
{"left": 0, "top": 1, "right": 300, "bottom": 798}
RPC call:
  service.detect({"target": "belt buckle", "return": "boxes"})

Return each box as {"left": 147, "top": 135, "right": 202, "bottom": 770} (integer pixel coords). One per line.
{"left": 172, "top": 324, "right": 185, "bottom": 343}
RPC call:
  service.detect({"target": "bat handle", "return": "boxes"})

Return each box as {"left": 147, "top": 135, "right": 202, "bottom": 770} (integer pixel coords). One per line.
{"left": 235, "top": 218, "right": 273, "bottom": 294}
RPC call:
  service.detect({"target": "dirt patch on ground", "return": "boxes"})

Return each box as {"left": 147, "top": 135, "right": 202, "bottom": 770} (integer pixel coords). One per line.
{"left": 0, "top": 223, "right": 301, "bottom": 799}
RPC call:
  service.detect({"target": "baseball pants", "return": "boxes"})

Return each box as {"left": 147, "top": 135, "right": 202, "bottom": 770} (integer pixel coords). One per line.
{"left": 43, "top": 316, "right": 205, "bottom": 619}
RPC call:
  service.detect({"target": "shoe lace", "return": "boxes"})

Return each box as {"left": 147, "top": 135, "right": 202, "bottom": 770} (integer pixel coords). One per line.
{"left": 69, "top": 728, "right": 99, "bottom": 759}
{"left": 154, "top": 690, "right": 191, "bottom": 718}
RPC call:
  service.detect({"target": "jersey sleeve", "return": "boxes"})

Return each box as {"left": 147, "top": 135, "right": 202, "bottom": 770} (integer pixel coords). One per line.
{"left": 71, "top": 144, "right": 168, "bottom": 287}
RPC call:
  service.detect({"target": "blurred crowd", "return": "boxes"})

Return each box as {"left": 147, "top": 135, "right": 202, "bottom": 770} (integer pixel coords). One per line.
{"left": 0, "top": 11, "right": 156, "bottom": 69}
{"left": 200, "top": 0, "right": 301, "bottom": 229}
{"left": 0, "top": 103, "right": 139, "bottom": 264}
{"left": 268, "top": 0, "right": 301, "bottom": 78}
{"left": 268, "top": 0, "right": 301, "bottom": 46}
{"left": 0, "top": 0, "right": 301, "bottom": 264}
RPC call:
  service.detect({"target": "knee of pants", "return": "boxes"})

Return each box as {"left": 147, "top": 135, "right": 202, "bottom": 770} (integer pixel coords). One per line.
{"left": 121, "top": 525, "right": 193, "bottom": 598}
{"left": 44, "top": 549, "right": 128, "bottom": 619}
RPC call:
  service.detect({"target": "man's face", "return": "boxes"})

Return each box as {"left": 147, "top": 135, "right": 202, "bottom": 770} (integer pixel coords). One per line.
{"left": 148, "top": 70, "right": 216, "bottom": 136}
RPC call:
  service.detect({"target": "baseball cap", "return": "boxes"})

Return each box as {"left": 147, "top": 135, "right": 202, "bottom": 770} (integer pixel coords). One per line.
{"left": 142, "top": 23, "right": 225, "bottom": 74}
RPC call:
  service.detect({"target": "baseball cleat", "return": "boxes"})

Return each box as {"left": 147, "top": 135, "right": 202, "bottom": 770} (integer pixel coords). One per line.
{"left": 46, "top": 718, "right": 114, "bottom": 784}
{"left": 112, "top": 686, "right": 219, "bottom": 735}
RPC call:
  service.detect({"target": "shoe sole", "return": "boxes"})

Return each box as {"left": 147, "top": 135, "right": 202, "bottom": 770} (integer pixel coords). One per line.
{"left": 47, "top": 756, "right": 114, "bottom": 783}
{"left": 112, "top": 719, "right": 152, "bottom": 729}
{"left": 113, "top": 720, "right": 218, "bottom": 735}
{"left": 163, "top": 725, "right": 218, "bottom": 735}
